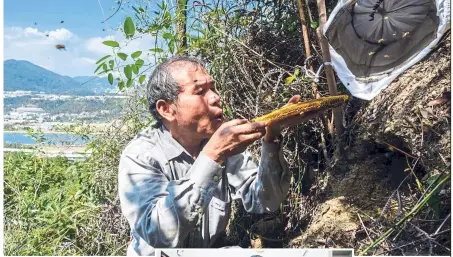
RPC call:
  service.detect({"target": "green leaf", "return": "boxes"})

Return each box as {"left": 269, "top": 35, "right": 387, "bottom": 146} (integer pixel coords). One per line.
{"left": 126, "top": 79, "right": 133, "bottom": 87}
{"left": 102, "top": 63, "right": 108, "bottom": 72}
{"left": 124, "top": 65, "right": 132, "bottom": 80}
{"left": 140, "top": 97, "right": 147, "bottom": 106}
{"left": 124, "top": 17, "right": 135, "bottom": 38}
{"left": 139, "top": 7, "right": 145, "bottom": 12}
{"left": 108, "top": 73, "right": 113, "bottom": 85}
{"left": 150, "top": 47, "right": 164, "bottom": 53}
{"left": 139, "top": 75, "right": 146, "bottom": 84}
{"left": 168, "top": 40, "right": 175, "bottom": 54}
{"left": 294, "top": 68, "right": 300, "bottom": 77}
{"left": 103, "top": 40, "right": 120, "bottom": 47}
{"left": 162, "top": 32, "right": 173, "bottom": 41}
{"left": 96, "top": 55, "right": 111, "bottom": 64}
{"left": 224, "top": 105, "right": 232, "bottom": 117}
{"left": 132, "top": 6, "right": 140, "bottom": 14}
{"left": 131, "top": 51, "right": 142, "bottom": 59}
{"left": 117, "top": 52, "right": 128, "bottom": 61}
{"left": 118, "top": 81, "right": 125, "bottom": 90}
{"left": 163, "top": 11, "right": 172, "bottom": 28}
{"left": 425, "top": 174, "right": 444, "bottom": 219}
{"left": 310, "top": 21, "right": 319, "bottom": 29}
{"left": 109, "top": 60, "right": 114, "bottom": 70}
{"left": 284, "top": 76, "right": 296, "bottom": 85}
{"left": 94, "top": 63, "right": 104, "bottom": 74}
{"left": 135, "top": 59, "right": 144, "bottom": 69}
{"left": 132, "top": 65, "right": 139, "bottom": 75}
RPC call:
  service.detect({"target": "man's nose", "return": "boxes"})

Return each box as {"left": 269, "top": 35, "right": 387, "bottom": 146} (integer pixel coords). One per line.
{"left": 208, "top": 90, "right": 221, "bottom": 106}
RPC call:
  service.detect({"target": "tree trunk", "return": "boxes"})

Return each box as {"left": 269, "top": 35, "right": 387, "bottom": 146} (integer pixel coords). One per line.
{"left": 176, "top": 0, "right": 188, "bottom": 52}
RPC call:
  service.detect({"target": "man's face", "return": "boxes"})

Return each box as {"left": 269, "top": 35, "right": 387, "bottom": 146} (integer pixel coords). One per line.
{"left": 170, "top": 63, "right": 224, "bottom": 139}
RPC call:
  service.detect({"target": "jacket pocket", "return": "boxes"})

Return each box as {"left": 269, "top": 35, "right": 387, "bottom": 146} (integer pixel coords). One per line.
{"left": 208, "top": 196, "right": 231, "bottom": 244}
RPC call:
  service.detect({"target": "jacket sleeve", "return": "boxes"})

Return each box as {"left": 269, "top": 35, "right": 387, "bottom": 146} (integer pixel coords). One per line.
{"left": 118, "top": 149, "right": 223, "bottom": 248}
{"left": 226, "top": 138, "right": 291, "bottom": 213}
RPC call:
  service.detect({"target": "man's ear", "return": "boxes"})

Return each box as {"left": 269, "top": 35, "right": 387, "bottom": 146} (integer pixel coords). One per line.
{"left": 156, "top": 99, "right": 177, "bottom": 122}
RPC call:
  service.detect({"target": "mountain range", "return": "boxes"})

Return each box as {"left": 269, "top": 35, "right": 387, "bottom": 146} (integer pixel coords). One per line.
{"left": 4, "top": 59, "right": 117, "bottom": 95}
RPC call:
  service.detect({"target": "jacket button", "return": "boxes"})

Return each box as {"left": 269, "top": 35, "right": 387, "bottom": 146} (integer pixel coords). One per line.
{"left": 213, "top": 175, "right": 219, "bottom": 182}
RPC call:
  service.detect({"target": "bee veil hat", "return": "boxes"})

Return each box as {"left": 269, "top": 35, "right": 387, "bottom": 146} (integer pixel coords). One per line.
{"left": 324, "top": 0, "right": 450, "bottom": 100}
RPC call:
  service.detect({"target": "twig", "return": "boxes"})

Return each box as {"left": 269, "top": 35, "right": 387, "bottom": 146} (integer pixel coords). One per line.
{"left": 396, "top": 190, "right": 403, "bottom": 220}
{"left": 304, "top": 0, "right": 314, "bottom": 24}
{"left": 439, "top": 152, "right": 450, "bottom": 167}
{"left": 381, "top": 140, "right": 418, "bottom": 159}
{"left": 357, "top": 213, "right": 373, "bottom": 243}
{"left": 434, "top": 213, "right": 450, "bottom": 235}
{"left": 431, "top": 228, "right": 450, "bottom": 237}
{"left": 102, "top": 0, "right": 123, "bottom": 23}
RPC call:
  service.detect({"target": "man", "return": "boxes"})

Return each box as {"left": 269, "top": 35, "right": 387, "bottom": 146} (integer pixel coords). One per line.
{"left": 118, "top": 56, "right": 315, "bottom": 255}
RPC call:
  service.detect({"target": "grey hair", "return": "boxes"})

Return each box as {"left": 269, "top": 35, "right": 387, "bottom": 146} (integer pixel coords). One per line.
{"left": 147, "top": 55, "right": 207, "bottom": 127}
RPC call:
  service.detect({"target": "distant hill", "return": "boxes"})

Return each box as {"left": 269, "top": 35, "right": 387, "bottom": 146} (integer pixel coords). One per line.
{"left": 4, "top": 59, "right": 116, "bottom": 95}
{"left": 72, "top": 76, "right": 118, "bottom": 94}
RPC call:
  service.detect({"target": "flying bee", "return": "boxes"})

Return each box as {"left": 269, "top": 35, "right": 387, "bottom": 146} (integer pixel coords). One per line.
{"left": 55, "top": 44, "right": 66, "bottom": 50}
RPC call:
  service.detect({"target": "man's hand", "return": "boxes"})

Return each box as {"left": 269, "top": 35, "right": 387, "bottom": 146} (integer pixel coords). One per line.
{"left": 264, "top": 95, "right": 319, "bottom": 143}
{"left": 203, "top": 119, "right": 267, "bottom": 164}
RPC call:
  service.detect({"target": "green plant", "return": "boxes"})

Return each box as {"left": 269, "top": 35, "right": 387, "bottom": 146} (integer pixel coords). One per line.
{"left": 4, "top": 152, "right": 97, "bottom": 255}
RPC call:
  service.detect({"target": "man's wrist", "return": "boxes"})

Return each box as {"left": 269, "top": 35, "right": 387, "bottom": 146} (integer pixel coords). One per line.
{"left": 264, "top": 128, "right": 282, "bottom": 144}
{"left": 202, "top": 149, "right": 225, "bottom": 165}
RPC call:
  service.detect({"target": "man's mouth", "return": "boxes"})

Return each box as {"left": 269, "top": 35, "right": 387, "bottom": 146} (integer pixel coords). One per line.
{"left": 213, "top": 113, "right": 224, "bottom": 121}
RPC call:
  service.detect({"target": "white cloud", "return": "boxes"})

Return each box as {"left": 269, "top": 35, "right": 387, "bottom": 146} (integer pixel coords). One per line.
{"left": 48, "top": 28, "right": 74, "bottom": 41}
{"left": 4, "top": 26, "right": 157, "bottom": 77}
{"left": 78, "top": 57, "right": 97, "bottom": 64}
{"left": 86, "top": 35, "right": 115, "bottom": 55}
{"left": 84, "top": 31, "right": 156, "bottom": 58}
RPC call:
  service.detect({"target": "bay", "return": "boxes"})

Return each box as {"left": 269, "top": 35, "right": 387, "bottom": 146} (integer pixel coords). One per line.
{"left": 4, "top": 132, "right": 92, "bottom": 146}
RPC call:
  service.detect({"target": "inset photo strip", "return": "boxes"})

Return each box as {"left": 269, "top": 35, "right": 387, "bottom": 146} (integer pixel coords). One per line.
{"left": 157, "top": 249, "right": 354, "bottom": 257}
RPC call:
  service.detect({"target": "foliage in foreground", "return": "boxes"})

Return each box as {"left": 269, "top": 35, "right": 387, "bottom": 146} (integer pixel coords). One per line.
{"left": 4, "top": 152, "right": 97, "bottom": 255}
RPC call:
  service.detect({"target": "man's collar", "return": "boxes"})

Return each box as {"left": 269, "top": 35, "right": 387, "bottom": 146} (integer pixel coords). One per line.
{"left": 157, "top": 124, "right": 191, "bottom": 161}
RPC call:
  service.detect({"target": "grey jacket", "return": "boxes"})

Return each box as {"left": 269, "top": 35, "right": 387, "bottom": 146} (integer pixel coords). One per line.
{"left": 118, "top": 125, "right": 291, "bottom": 256}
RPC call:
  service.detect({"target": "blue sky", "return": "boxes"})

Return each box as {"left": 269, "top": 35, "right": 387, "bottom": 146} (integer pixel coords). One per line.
{"left": 4, "top": 0, "right": 156, "bottom": 77}
{"left": 5, "top": 0, "right": 123, "bottom": 38}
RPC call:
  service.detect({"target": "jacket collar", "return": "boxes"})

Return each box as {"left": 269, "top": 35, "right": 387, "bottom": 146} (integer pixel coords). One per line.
{"left": 156, "top": 124, "right": 189, "bottom": 161}
{"left": 157, "top": 124, "right": 210, "bottom": 162}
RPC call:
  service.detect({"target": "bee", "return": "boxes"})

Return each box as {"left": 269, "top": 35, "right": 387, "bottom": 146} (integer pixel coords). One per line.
{"left": 55, "top": 44, "right": 66, "bottom": 51}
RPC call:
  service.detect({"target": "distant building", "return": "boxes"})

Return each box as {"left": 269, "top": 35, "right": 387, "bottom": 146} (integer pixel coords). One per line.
{"left": 16, "top": 106, "right": 45, "bottom": 113}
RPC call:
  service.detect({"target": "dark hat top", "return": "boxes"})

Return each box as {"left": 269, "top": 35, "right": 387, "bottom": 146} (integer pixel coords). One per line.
{"left": 326, "top": 0, "right": 439, "bottom": 78}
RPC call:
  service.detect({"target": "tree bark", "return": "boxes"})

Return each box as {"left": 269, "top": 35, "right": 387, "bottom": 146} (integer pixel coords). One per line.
{"left": 176, "top": 0, "right": 188, "bottom": 52}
